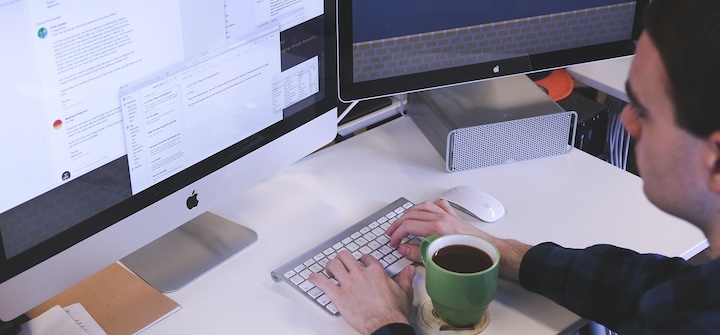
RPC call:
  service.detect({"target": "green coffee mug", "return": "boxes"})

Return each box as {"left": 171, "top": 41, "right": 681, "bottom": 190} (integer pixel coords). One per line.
{"left": 420, "top": 234, "right": 500, "bottom": 327}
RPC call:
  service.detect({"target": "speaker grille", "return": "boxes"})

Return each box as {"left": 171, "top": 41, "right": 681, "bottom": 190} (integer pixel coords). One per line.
{"left": 447, "top": 112, "right": 575, "bottom": 172}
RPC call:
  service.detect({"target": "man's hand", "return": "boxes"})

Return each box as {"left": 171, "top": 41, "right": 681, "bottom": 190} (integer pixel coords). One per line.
{"left": 309, "top": 251, "right": 416, "bottom": 335}
{"left": 389, "top": 199, "right": 530, "bottom": 282}
{"left": 387, "top": 200, "right": 490, "bottom": 261}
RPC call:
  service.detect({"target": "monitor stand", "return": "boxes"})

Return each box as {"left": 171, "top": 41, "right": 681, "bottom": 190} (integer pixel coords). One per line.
{"left": 120, "top": 212, "right": 257, "bottom": 292}
{"left": 0, "top": 318, "right": 21, "bottom": 335}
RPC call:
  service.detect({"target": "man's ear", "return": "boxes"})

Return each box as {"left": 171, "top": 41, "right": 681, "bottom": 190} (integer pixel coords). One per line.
{"left": 708, "top": 131, "right": 720, "bottom": 193}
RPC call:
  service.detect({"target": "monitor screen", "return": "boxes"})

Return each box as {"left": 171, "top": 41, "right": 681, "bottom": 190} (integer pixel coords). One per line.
{"left": 337, "top": 0, "right": 647, "bottom": 102}
{"left": 0, "top": 0, "right": 337, "bottom": 321}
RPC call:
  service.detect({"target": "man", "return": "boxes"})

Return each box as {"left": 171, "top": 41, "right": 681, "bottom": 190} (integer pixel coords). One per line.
{"left": 310, "top": 1, "right": 720, "bottom": 334}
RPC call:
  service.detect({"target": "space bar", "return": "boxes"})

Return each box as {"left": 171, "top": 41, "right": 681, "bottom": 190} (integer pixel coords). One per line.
{"left": 385, "top": 257, "right": 414, "bottom": 277}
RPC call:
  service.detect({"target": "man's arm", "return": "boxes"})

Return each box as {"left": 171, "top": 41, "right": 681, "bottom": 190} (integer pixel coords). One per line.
{"left": 519, "top": 242, "right": 695, "bottom": 330}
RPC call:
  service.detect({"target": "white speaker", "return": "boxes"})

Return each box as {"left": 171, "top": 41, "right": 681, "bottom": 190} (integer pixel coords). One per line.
{"left": 408, "top": 75, "right": 577, "bottom": 172}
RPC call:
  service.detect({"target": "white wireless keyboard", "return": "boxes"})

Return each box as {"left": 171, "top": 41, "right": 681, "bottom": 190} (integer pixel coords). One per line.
{"left": 271, "top": 197, "right": 421, "bottom": 316}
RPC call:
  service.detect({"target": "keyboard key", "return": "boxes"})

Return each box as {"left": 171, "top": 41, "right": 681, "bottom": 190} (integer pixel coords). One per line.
{"left": 385, "top": 257, "right": 414, "bottom": 277}
{"left": 299, "top": 281, "right": 315, "bottom": 292}
{"left": 317, "top": 294, "right": 332, "bottom": 306}
{"left": 308, "top": 287, "right": 324, "bottom": 299}
{"left": 326, "top": 303, "right": 339, "bottom": 314}
{"left": 290, "top": 274, "right": 304, "bottom": 285}
{"left": 309, "top": 264, "right": 324, "bottom": 273}
{"left": 379, "top": 245, "right": 393, "bottom": 255}
{"left": 371, "top": 250, "right": 384, "bottom": 260}
{"left": 359, "top": 246, "right": 373, "bottom": 255}
{"left": 346, "top": 242, "right": 359, "bottom": 252}
{"left": 383, "top": 254, "right": 398, "bottom": 265}
{"left": 300, "top": 269, "right": 313, "bottom": 279}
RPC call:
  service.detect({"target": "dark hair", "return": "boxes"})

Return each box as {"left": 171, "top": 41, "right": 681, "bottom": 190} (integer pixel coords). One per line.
{"left": 644, "top": 0, "right": 720, "bottom": 138}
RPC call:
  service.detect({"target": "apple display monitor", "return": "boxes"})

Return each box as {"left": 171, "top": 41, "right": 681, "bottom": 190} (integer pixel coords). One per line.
{"left": 0, "top": 0, "right": 337, "bottom": 322}
{"left": 337, "top": 0, "right": 647, "bottom": 102}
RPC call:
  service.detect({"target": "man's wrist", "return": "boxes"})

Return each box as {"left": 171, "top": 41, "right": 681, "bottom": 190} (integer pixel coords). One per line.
{"left": 370, "top": 322, "right": 415, "bottom": 335}
{"left": 495, "top": 238, "right": 532, "bottom": 282}
{"left": 362, "top": 313, "right": 410, "bottom": 335}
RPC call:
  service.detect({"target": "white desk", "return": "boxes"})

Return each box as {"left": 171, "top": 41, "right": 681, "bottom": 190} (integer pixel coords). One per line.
{"left": 142, "top": 116, "right": 707, "bottom": 334}
{"left": 568, "top": 56, "right": 632, "bottom": 102}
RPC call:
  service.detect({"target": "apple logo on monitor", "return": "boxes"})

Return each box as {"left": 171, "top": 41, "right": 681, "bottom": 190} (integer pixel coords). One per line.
{"left": 493, "top": 65, "right": 500, "bottom": 74}
{"left": 186, "top": 191, "right": 199, "bottom": 210}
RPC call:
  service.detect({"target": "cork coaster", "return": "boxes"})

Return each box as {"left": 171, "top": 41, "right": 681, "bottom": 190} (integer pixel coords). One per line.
{"left": 417, "top": 298, "right": 490, "bottom": 335}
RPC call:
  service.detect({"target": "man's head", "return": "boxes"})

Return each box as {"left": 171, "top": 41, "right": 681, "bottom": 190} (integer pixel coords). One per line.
{"left": 621, "top": 0, "right": 720, "bottom": 231}
{"left": 643, "top": 0, "right": 720, "bottom": 138}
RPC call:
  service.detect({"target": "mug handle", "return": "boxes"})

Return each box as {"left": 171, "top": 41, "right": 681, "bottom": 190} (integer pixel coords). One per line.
{"left": 420, "top": 235, "right": 438, "bottom": 265}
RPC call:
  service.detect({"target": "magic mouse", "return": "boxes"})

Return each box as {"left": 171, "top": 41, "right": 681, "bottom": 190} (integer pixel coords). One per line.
{"left": 438, "top": 186, "right": 505, "bottom": 222}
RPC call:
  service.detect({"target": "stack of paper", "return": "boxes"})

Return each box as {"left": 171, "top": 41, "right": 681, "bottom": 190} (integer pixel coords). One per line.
{"left": 20, "top": 304, "right": 106, "bottom": 335}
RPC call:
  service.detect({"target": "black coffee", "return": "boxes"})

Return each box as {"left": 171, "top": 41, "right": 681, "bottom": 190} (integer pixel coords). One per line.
{"left": 432, "top": 244, "right": 493, "bottom": 273}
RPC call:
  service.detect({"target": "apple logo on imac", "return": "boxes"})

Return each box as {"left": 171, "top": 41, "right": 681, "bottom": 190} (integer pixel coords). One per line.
{"left": 186, "top": 190, "right": 199, "bottom": 210}
{"left": 493, "top": 65, "right": 500, "bottom": 74}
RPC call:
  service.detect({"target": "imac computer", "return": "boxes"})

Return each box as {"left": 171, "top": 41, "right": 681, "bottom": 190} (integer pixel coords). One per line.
{"left": 337, "top": 0, "right": 647, "bottom": 102}
{"left": 0, "top": 0, "right": 337, "bottom": 322}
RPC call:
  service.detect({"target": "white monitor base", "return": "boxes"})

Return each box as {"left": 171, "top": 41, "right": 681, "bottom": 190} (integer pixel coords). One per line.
{"left": 120, "top": 212, "right": 257, "bottom": 292}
